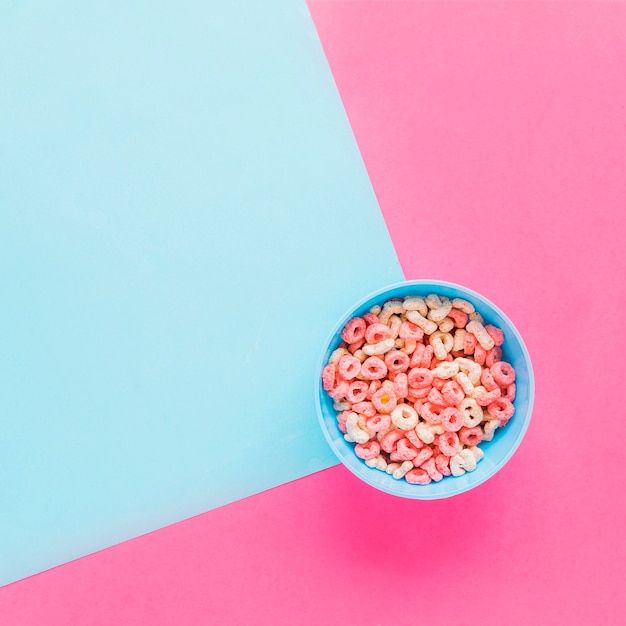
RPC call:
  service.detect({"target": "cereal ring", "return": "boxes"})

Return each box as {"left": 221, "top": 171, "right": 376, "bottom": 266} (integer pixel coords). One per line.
{"left": 419, "top": 401, "right": 443, "bottom": 425}
{"left": 366, "top": 380, "right": 382, "bottom": 399}
{"left": 468, "top": 445, "right": 484, "bottom": 463}
{"left": 480, "top": 368, "right": 499, "bottom": 392}
{"left": 408, "top": 367, "right": 433, "bottom": 389}
{"left": 502, "top": 383, "right": 516, "bottom": 402}
{"left": 405, "top": 428, "right": 424, "bottom": 449}
{"left": 338, "top": 355, "right": 361, "bottom": 380}
{"left": 473, "top": 344, "right": 487, "bottom": 366}
{"left": 450, "top": 454, "right": 466, "bottom": 477}
{"left": 333, "top": 401, "right": 351, "bottom": 411}
{"left": 390, "top": 437, "right": 419, "bottom": 461}
{"left": 346, "top": 381, "right": 369, "bottom": 404}
{"left": 355, "top": 440, "right": 381, "bottom": 460}
{"left": 441, "top": 407, "right": 464, "bottom": 432}
{"left": 337, "top": 411, "right": 349, "bottom": 434}
{"left": 322, "top": 363, "right": 336, "bottom": 392}
{"left": 459, "top": 426, "right": 483, "bottom": 446}
{"left": 391, "top": 404, "right": 419, "bottom": 430}
{"left": 435, "top": 453, "right": 452, "bottom": 476}
{"left": 432, "top": 376, "right": 445, "bottom": 390}
{"left": 482, "top": 419, "right": 500, "bottom": 441}
{"left": 485, "top": 324, "right": 504, "bottom": 347}
{"left": 399, "top": 321, "right": 424, "bottom": 342}
{"left": 416, "top": 421, "right": 443, "bottom": 444}
{"left": 362, "top": 337, "right": 396, "bottom": 356}
{"left": 409, "top": 386, "right": 431, "bottom": 401}
{"left": 388, "top": 315, "right": 403, "bottom": 339}
{"left": 345, "top": 412, "right": 371, "bottom": 444}
{"left": 487, "top": 397, "right": 515, "bottom": 422}
{"left": 437, "top": 431, "right": 460, "bottom": 456}
{"left": 491, "top": 361, "right": 516, "bottom": 387}
{"left": 457, "top": 397, "right": 483, "bottom": 428}
{"left": 380, "top": 429, "right": 405, "bottom": 453}
{"left": 405, "top": 310, "right": 438, "bottom": 335}
{"left": 476, "top": 387, "right": 502, "bottom": 407}
{"left": 392, "top": 460, "right": 414, "bottom": 480}
{"left": 341, "top": 317, "right": 366, "bottom": 344}
{"left": 421, "top": 457, "right": 443, "bottom": 482}
{"left": 454, "top": 372, "right": 474, "bottom": 396}
{"left": 379, "top": 301, "right": 405, "bottom": 325}
{"left": 427, "top": 301, "right": 452, "bottom": 323}
{"left": 438, "top": 317, "right": 455, "bottom": 333}
{"left": 485, "top": 346, "right": 503, "bottom": 368}
{"left": 409, "top": 343, "right": 426, "bottom": 368}
{"left": 362, "top": 312, "right": 380, "bottom": 326}
{"left": 448, "top": 308, "right": 469, "bottom": 329}
{"left": 371, "top": 387, "right": 398, "bottom": 414}
{"left": 405, "top": 468, "right": 431, "bottom": 484}
{"left": 385, "top": 350, "right": 410, "bottom": 373}
{"left": 369, "top": 304, "right": 381, "bottom": 316}
{"left": 466, "top": 320, "right": 495, "bottom": 351}
{"left": 413, "top": 446, "right": 434, "bottom": 468}
{"left": 431, "top": 361, "right": 459, "bottom": 380}
{"left": 451, "top": 298, "right": 475, "bottom": 314}
{"left": 454, "top": 357, "right": 482, "bottom": 385}
{"left": 365, "top": 323, "right": 391, "bottom": 345}
{"left": 365, "top": 455, "right": 387, "bottom": 470}
{"left": 427, "top": 387, "right": 445, "bottom": 406}
{"left": 420, "top": 345, "right": 434, "bottom": 368}
{"left": 394, "top": 372, "right": 408, "bottom": 399}
{"left": 403, "top": 296, "right": 428, "bottom": 316}
{"left": 463, "top": 332, "right": 477, "bottom": 355}
{"left": 348, "top": 338, "right": 365, "bottom": 354}
{"left": 469, "top": 311, "right": 484, "bottom": 324}
{"left": 401, "top": 340, "right": 417, "bottom": 355}
{"left": 352, "top": 401, "right": 376, "bottom": 418}
{"left": 366, "top": 413, "right": 391, "bottom": 433}
{"left": 460, "top": 448, "right": 477, "bottom": 472}
{"left": 425, "top": 294, "right": 443, "bottom": 310}
{"left": 441, "top": 380, "right": 464, "bottom": 406}
{"left": 361, "top": 357, "right": 388, "bottom": 380}
{"left": 429, "top": 331, "right": 454, "bottom": 360}
{"left": 329, "top": 347, "right": 350, "bottom": 364}
{"left": 328, "top": 378, "right": 350, "bottom": 400}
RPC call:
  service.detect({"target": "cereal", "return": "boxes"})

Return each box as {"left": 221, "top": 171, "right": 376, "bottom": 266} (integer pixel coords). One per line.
{"left": 323, "top": 293, "right": 517, "bottom": 485}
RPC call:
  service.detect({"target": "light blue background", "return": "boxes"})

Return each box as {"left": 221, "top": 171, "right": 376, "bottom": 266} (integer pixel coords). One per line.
{"left": 0, "top": 0, "right": 403, "bottom": 585}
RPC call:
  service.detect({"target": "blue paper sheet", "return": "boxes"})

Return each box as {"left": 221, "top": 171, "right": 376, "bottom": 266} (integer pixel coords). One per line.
{"left": 0, "top": 0, "right": 403, "bottom": 585}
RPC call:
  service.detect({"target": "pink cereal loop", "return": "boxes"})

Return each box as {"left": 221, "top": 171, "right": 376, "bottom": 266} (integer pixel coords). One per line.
{"left": 328, "top": 378, "right": 350, "bottom": 400}
{"left": 340, "top": 317, "right": 366, "bottom": 344}
{"left": 384, "top": 350, "right": 410, "bottom": 373}
{"left": 480, "top": 368, "right": 499, "bottom": 392}
{"left": 435, "top": 453, "right": 451, "bottom": 476}
{"left": 390, "top": 438, "right": 419, "bottom": 462}
{"left": 421, "top": 457, "right": 443, "bottom": 482}
{"left": 362, "top": 312, "right": 380, "bottom": 326}
{"left": 464, "top": 332, "right": 477, "bottom": 355}
{"left": 352, "top": 401, "right": 376, "bottom": 418}
{"left": 337, "top": 411, "right": 349, "bottom": 434}
{"left": 399, "top": 321, "right": 424, "bottom": 342}
{"left": 476, "top": 387, "right": 501, "bottom": 407}
{"left": 491, "top": 361, "right": 516, "bottom": 387}
{"left": 473, "top": 344, "right": 487, "bottom": 366}
{"left": 393, "top": 372, "right": 408, "bottom": 398}
{"left": 441, "top": 407, "right": 464, "bottom": 432}
{"left": 427, "top": 387, "right": 445, "bottom": 406}
{"left": 360, "top": 356, "right": 388, "bottom": 380}
{"left": 405, "top": 428, "right": 424, "bottom": 449}
{"left": 485, "top": 346, "right": 503, "bottom": 368}
{"left": 405, "top": 468, "right": 431, "bottom": 485}
{"left": 348, "top": 338, "right": 365, "bottom": 354}
{"left": 367, "top": 380, "right": 382, "bottom": 399}
{"left": 420, "top": 345, "right": 434, "bottom": 368}
{"left": 355, "top": 440, "right": 381, "bottom": 460}
{"left": 459, "top": 426, "right": 483, "bottom": 446}
{"left": 409, "top": 343, "right": 426, "bottom": 368}
{"left": 447, "top": 308, "right": 469, "bottom": 328}
{"left": 371, "top": 387, "right": 398, "bottom": 414}
{"left": 502, "top": 383, "right": 516, "bottom": 401}
{"left": 413, "top": 446, "right": 434, "bottom": 468}
{"left": 346, "top": 380, "right": 369, "bottom": 404}
{"left": 365, "top": 323, "right": 391, "bottom": 345}
{"left": 408, "top": 367, "right": 433, "bottom": 389}
{"left": 442, "top": 380, "right": 464, "bottom": 406}
{"left": 366, "top": 413, "right": 391, "bottom": 433}
{"left": 485, "top": 324, "right": 505, "bottom": 347}
{"left": 380, "top": 429, "right": 405, "bottom": 453}
{"left": 487, "top": 397, "right": 515, "bottom": 423}
{"left": 437, "top": 431, "right": 460, "bottom": 456}
{"left": 337, "top": 355, "right": 361, "bottom": 381}
{"left": 419, "top": 401, "right": 443, "bottom": 425}
{"left": 322, "top": 363, "right": 336, "bottom": 392}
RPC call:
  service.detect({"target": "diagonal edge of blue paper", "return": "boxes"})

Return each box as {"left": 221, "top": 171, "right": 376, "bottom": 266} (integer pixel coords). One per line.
{"left": 0, "top": 0, "right": 403, "bottom": 586}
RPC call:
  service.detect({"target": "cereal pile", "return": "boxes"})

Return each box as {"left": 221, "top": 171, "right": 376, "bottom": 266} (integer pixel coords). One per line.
{"left": 321, "top": 294, "right": 516, "bottom": 484}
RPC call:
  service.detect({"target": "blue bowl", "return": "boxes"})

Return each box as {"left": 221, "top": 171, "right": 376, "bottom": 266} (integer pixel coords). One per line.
{"left": 315, "top": 280, "right": 534, "bottom": 499}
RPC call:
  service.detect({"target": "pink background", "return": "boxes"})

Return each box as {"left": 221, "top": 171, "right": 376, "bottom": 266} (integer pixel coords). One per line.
{"left": 1, "top": 1, "right": 625, "bottom": 624}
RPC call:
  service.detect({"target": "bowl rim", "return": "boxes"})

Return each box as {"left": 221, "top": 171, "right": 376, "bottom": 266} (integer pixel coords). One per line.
{"left": 314, "top": 278, "right": 535, "bottom": 499}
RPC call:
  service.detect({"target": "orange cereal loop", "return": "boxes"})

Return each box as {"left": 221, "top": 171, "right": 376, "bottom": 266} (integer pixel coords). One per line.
{"left": 371, "top": 387, "right": 398, "bottom": 414}
{"left": 338, "top": 355, "right": 361, "bottom": 380}
{"left": 355, "top": 440, "right": 381, "bottom": 461}
{"left": 419, "top": 401, "right": 443, "bottom": 425}
{"left": 340, "top": 317, "right": 366, "bottom": 344}
{"left": 399, "top": 321, "right": 424, "bottom": 342}
{"left": 405, "top": 468, "right": 431, "bottom": 485}
{"left": 432, "top": 376, "right": 445, "bottom": 390}
{"left": 459, "top": 426, "right": 483, "bottom": 446}
{"left": 346, "top": 380, "right": 369, "bottom": 404}
{"left": 365, "top": 322, "right": 391, "bottom": 345}
{"left": 360, "top": 356, "right": 388, "bottom": 380}
{"left": 421, "top": 345, "right": 434, "bottom": 368}
{"left": 427, "top": 387, "right": 445, "bottom": 406}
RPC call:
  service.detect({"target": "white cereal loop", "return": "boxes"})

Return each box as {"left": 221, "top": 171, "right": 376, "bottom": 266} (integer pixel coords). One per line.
{"left": 346, "top": 412, "right": 371, "bottom": 444}
{"left": 438, "top": 317, "right": 455, "bottom": 333}
{"left": 391, "top": 404, "right": 419, "bottom": 430}
{"left": 379, "top": 301, "right": 404, "bottom": 324}
{"left": 460, "top": 448, "right": 477, "bottom": 472}
{"left": 405, "top": 310, "right": 438, "bottom": 335}
{"left": 451, "top": 298, "right": 475, "bottom": 314}
{"left": 403, "top": 296, "right": 428, "bottom": 316}
{"left": 450, "top": 454, "right": 466, "bottom": 477}
{"left": 392, "top": 460, "right": 414, "bottom": 480}
{"left": 333, "top": 401, "right": 351, "bottom": 411}
{"left": 362, "top": 337, "right": 395, "bottom": 356}
{"left": 468, "top": 446, "right": 484, "bottom": 463}
{"left": 394, "top": 338, "right": 404, "bottom": 349}
{"left": 425, "top": 294, "right": 443, "bottom": 310}
{"left": 483, "top": 419, "right": 500, "bottom": 441}
{"left": 416, "top": 421, "right": 443, "bottom": 444}
{"left": 452, "top": 328, "right": 467, "bottom": 353}
{"left": 429, "top": 331, "right": 454, "bottom": 361}
{"left": 455, "top": 357, "right": 482, "bottom": 385}
{"left": 454, "top": 372, "right": 474, "bottom": 395}
{"left": 469, "top": 311, "right": 484, "bottom": 323}
{"left": 389, "top": 315, "right": 402, "bottom": 339}
{"left": 386, "top": 462, "right": 401, "bottom": 475}
{"left": 466, "top": 320, "right": 495, "bottom": 351}
{"left": 471, "top": 385, "right": 487, "bottom": 400}
{"left": 365, "top": 454, "right": 388, "bottom": 471}
{"left": 457, "top": 397, "right": 483, "bottom": 427}
{"left": 427, "top": 300, "right": 452, "bottom": 323}
{"left": 431, "top": 361, "right": 459, "bottom": 380}
{"left": 401, "top": 340, "right": 417, "bottom": 355}
{"left": 329, "top": 348, "right": 350, "bottom": 365}
{"left": 369, "top": 305, "right": 382, "bottom": 315}
{"left": 353, "top": 349, "right": 367, "bottom": 363}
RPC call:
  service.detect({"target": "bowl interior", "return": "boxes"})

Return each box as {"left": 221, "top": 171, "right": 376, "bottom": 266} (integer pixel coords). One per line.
{"left": 315, "top": 280, "right": 534, "bottom": 499}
